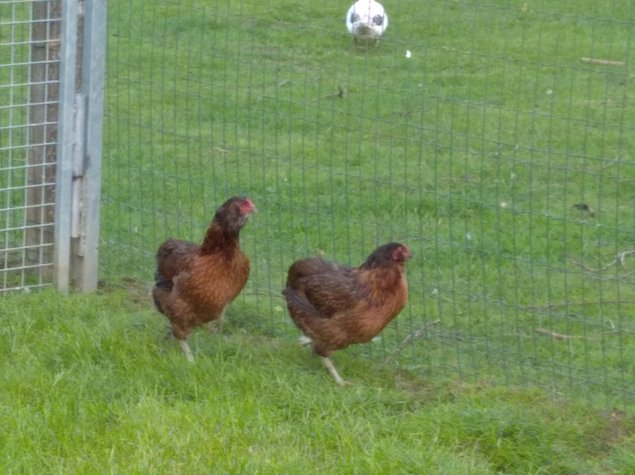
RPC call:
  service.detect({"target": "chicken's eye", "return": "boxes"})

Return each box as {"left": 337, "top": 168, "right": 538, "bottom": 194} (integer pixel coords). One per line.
{"left": 350, "top": 12, "right": 360, "bottom": 22}
{"left": 372, "top": 15, "right": 384, "bottom": 25}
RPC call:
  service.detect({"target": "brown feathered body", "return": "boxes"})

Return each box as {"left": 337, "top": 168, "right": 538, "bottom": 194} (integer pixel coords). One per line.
{"left": 152, "top": 197, "right": 255, "bottom": 359}
{"left": 283, "top": 243, "right": 410, "bottom": 359}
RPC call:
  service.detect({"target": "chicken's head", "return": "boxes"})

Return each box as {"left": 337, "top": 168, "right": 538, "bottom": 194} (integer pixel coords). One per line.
{"left": 364, "top": 242, "right": 410, "bottom": 268}
{"left": 216, "top": 196, "right": 257, "bottom": 233}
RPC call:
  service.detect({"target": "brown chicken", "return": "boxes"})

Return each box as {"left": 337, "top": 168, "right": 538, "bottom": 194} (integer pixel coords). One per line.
{"left": 152, "top": 196, "right": 256, "bottom": 362}
{"left": 282, "top": 242, "right": 410, "bottom": 385}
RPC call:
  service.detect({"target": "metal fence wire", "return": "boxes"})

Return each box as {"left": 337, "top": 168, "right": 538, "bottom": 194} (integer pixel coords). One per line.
{"left": 0, "top": 0, "right": 61, "bottom": 291}
{"left": 103, "top": 0, "right": 635, "bottom": 409}
{"left": 1, "top": 0, "right": 103, "bottom": 292}
{"left": 2, "top": 0, "right": 634, "bottom": 410}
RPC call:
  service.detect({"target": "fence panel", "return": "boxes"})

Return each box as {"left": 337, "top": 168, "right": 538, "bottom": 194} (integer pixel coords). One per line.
{"left": 1, "top": 0, "right": 62, "bottom": 292}
{"left": 1, "top": 0, "right": 104, "bottom": 293}
{"left": 101, "top": 0, "right": 634, "bottom": 409}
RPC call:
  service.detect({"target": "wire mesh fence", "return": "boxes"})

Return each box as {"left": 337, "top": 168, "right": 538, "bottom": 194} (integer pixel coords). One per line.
{"left": 0, "top": 0, "right": 62, "bottom": 292}
{"left": 68, "top": 0, "right": 635, "bottom": 409}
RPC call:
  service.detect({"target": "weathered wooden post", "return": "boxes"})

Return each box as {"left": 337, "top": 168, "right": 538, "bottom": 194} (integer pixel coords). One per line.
{"left": 26, "top": 0, "right": 62, "bottom": 279}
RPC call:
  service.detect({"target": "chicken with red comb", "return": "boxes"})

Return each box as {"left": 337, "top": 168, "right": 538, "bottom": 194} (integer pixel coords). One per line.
{"left": 152, "top": 196, "right": 256, "bottom": 361}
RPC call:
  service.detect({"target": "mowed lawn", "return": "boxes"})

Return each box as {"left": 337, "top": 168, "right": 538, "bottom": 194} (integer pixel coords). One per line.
{"left": 2, "top": 0, "right": 634, "bottom": 472}
{"left": 1, "top": 288, "right": 634, "bottom": 474}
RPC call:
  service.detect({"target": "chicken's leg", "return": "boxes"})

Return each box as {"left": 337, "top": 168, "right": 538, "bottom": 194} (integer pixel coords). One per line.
{"left": 207, "top": 306, "right": 227, "bottom": 334}
{"left": 179, "top": 339, "right": 195, "bottom": 363}
{"left": 321, "top": 356, "right": 349, "bottom": 386}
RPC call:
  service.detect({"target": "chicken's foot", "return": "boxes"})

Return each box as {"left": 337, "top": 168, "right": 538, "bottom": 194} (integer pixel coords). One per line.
{"left": 206, "top": 319, "right": 223, "bottom": 334}
{"left": 207, "top": 307, "right": 227, "bottom": 334}
{"left": 298, "top": 336, "right": 313, "bottom": 347}
{"left": 179, "top": 339, "right": 195, "bottom": 363}
{"left": 321, "top": 356, "right": 349, "bottom": 386}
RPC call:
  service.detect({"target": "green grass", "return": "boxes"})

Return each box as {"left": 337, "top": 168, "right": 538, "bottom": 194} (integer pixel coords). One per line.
{"left": 4, "top": 0, "right": 633, "bottom": 422}
{"left": 1, "top": 288, "right": 635, "bottom": 474}
{"left": 100, "top": 0, "right": 635, "bottom": 410}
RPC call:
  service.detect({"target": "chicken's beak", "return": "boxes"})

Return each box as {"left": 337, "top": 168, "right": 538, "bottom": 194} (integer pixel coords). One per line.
{"left": 242, "top": 198, "right": 257, "bottom": 215}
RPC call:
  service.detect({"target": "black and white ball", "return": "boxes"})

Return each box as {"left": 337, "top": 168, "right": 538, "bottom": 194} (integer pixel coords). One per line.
{"left": 346, "top": 0, "right": 388, "bottom": 45}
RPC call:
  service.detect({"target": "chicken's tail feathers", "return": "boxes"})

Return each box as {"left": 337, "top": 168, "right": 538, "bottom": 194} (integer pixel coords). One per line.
{"left": 282, "top": 287, "right": 324, "bottom": 319}
{"left": 151, "top": 285, "right": 168, "bottom": 314}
